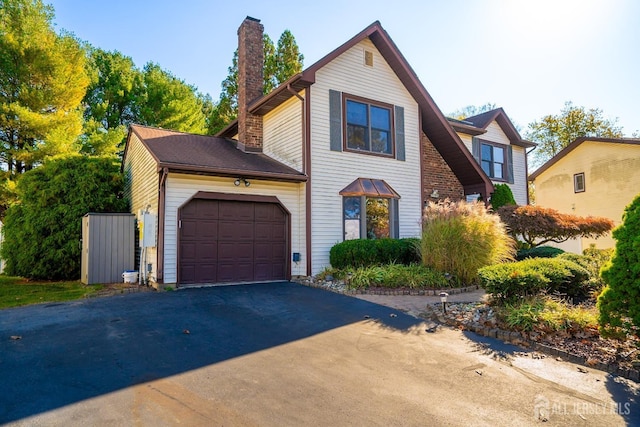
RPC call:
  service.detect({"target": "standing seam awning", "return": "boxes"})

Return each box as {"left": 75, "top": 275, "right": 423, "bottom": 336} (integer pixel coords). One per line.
{"left": 339, "top": 178, "right": 400, "bottom": 198}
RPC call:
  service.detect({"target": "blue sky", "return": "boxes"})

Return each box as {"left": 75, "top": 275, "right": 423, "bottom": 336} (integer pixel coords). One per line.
{"left": 48, "top": 0, "right": 639, "bottom": 135}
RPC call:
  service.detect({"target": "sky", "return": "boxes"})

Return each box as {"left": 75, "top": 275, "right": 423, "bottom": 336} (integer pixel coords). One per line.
{"left": 48, "top": 0, "right": 640, "bottom": 136}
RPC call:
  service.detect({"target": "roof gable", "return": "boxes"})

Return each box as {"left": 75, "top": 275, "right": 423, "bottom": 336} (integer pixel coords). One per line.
{"left": 529, "top": 137, "right": 640, "bottom": 181}
{"left": 463, "top": 108, "right": 535, "bottom": 148}
{"left": 220, "top": 21, "right": 492, "bottom": 193}
{"left": 126, "top": 125, "right": 306, "bottom": 182}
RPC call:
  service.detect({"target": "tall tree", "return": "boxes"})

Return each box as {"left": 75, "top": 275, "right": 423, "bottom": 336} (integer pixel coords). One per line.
{"left": 275, "top": 30, "right": 304, "bottom": 85}
{"left": 526, "top": 101, "right": 623, "bottom": 168}
{"left": 0, "top": 0, "right": 89, "bottom": 175}
{"left": 138, "top": 63, "right": 207, "bottom": 134}
{"left": 208, "top": 30, "right": 304, "bottom": 135}
{"left": 448, "top": 103, "right": 497, "bottom": 120}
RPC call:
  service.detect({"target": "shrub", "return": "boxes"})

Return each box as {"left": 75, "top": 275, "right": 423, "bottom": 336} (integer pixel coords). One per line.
{"left": 478, "top": 258, "right": 590, "bottom": 303}
{"left": 497, "top": 204, "right": 614, "bottom": 248}
{"left": 329, "top": 238, "right": 420, "bottom": 269}
{"left": 1, "top": 156, "right": 128, "bottom": 280}
{"left": 490, "top": 184, "right": 516, "bottom": 211}
{"left": 598, "top": 194, "right": 640, "bottom": 339}
{"left": 500, "top": 296, "right": 598, "bottom": 333}
{"left": 421, "top": 200, "right": 515, "bottom": 284}
{"left": 516, "top": 246, "right": 564, "bottom": 260}
{"left": 345, "top": 263, "right": 449, "bottom": 289}
{"left": 558, "top": 250, "right": 612, "bottom": 297}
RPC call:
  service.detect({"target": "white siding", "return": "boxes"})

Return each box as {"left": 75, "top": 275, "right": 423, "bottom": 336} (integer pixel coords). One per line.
{"left": 457, "top": 122, "right": 529, "bottom": 205}
{"left": 163, "top": 174, "right": 306, "bottom": 284}
{"left": 123, "top": 133, "right": 159, "bottom": 281}
{"left": 263, "top": 95, "right": 303, "bottom": 171}
{"left": 309, "top": 38, "right": 422, "bottom": 274}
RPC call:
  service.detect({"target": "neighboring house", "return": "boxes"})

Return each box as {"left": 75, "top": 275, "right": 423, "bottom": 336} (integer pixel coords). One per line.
{"left": 448, "top": 109, "right": 535, "bottom": 205}
{"left": 529, "top": 137, "right": 640, "bottom": 252}
{"left": 123, "top": 17, "right": 492, "bottom": 288}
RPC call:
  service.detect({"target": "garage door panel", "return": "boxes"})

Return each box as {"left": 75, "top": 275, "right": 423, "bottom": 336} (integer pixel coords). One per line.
{"left": 179, "top": 198, "right": 288, "bottom": 285}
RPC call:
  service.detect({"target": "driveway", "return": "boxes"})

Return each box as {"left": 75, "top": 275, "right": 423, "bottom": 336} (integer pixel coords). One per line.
{"left": 0, "top": 282, "right": 637, "bottom": 426}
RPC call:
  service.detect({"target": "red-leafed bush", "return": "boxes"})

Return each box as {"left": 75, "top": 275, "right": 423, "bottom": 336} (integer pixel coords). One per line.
{"left": 497, "top": 205, "right": 614, "bottom": 248}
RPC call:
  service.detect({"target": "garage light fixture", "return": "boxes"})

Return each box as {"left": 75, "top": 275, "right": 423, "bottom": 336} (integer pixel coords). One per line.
{"left": 234, "top": 178, "right": 251, "bottom": 187}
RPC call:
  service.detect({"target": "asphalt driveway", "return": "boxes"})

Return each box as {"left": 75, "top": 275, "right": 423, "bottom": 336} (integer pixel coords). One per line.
{"left": 0, "top": 282, "right": 637, "bottom": 426}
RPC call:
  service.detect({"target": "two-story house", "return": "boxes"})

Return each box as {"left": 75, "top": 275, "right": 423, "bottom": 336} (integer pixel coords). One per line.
{"left": 529, "top": 137, "right": 640, "bottom": 252}
{"left": 123, "top": 17, "right": 492, "bottom": 288}
{"left": 448, "top": 109, "right": 535, "bottom": 205}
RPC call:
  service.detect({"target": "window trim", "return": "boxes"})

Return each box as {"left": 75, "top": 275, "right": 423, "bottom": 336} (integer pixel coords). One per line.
{"left": 342, "top": 195, "right": 398, "bottom": 240}
{"left": 574, "top": 172, "right": 585, "bottom": 193}
{"left": 342, "top": 93, "right": 395, "bottom": 158}
{"left": 478, "top": 140, "right": 507, "bottom": 182}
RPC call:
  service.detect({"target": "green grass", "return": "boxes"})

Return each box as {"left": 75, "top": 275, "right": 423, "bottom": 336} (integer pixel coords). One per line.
{"left": 0, "top": 276, "right": 104, "bottom": 309}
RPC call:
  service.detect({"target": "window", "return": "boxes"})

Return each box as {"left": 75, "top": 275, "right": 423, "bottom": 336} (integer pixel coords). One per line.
{"left": 574, "top": 173, "right": 585, "bottom": 193}
{"left": 343, "top": 196, "right": 397, "bottom": 240}
{"left": 480, "top": 142, "right": 506, "bottom": 180}
{"left": 344, "top": 96, "right": 394, "bottom": 156}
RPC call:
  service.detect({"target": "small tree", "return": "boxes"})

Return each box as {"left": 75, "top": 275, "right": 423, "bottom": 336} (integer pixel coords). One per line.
{"left": 597, "top": 194, "right": 640, "bottom": 339}
{"left": 490, "top": 184, "right": 516, "bottom": 211}
{"left": 422, "top": 200, "right": 515, "bottom": 284}
{"left": 0, "top": 156, "right": 128, "bottom": 280}
{"left": 497, "top": 205, "right": 614, "bottom": 248}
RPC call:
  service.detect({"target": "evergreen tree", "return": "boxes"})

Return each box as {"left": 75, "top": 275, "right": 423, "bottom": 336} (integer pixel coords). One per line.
{"left": 598, "top": 194, "right": 640, "bottom": 339}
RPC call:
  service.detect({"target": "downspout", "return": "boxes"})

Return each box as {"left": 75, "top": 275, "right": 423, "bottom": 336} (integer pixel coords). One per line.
{"left": 287, "top": 84, "right": 312, "bottom": 277}
{"left": 525, "top": 145, "right": 537, "bottom": 205}
{"left": 157, "top": 167, "right": 168, "bottom": 283}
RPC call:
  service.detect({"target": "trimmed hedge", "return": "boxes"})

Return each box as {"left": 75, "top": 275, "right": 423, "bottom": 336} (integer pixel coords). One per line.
{"left": 516, "top": 245, "right": 565, "bottom": 261}
{"left": 329, "top": 238, "right": 420, "bottom": 269}
{"left": 478, "top": 258, "right": 590, "bottom": 302}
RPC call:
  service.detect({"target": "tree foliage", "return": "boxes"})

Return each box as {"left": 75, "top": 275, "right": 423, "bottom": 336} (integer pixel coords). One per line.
{"left": 490, "top": 183, "right": 516, "bottom": 211}
{"left": 597, "top": 194, "right": 640, "bottom": 339}
{"left": 526, "top": 101, "right": 624, "bottom": 168}
{"left": 209, "top": 30, "right": 304, "bottom": 134}
{"left": 497, "top": 205, "right": 614, "bottom": 248}
{"left": 0, "top": 0, "right": 89, "bottom": 175}
{"left": 448, "top": 103, "right": 497, "bottom": 120}
{"left": 0, "top": 156, "right": 128, "bottom": 280}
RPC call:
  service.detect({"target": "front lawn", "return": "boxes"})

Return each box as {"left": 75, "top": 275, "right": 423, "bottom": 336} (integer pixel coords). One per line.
{"left": 0, "top": 276, "right": 104, "bottom": 309}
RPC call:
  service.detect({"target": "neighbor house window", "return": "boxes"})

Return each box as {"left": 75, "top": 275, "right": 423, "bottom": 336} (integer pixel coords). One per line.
{"left": 574, "top": 173, "right": 585, "bottom": 193}
{"left": 344, "top": 96, "right": 394, "bottom": 156}
{"left": 480, "top": 142, "right": 506, "bottom": 180}
{"left": 343, "top": 196, "right": 397, "bottom": 240}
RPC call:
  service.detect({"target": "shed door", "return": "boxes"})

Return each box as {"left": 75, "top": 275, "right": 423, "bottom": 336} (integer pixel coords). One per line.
{"left": 178, "top": 199, "right": 288, "bottom": 285}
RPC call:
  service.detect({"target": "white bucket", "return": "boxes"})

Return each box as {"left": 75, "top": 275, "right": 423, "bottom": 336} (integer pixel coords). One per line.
{"left": 123, "top": 270, "right": 139, "bottom": 283}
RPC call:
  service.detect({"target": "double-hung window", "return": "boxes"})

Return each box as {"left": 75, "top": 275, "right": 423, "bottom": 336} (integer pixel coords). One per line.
{"left": 480, "top": 142, "right": 506, "bottom": 180}
{"left": 344, "top": 96, "right": 394, "bottom": 156}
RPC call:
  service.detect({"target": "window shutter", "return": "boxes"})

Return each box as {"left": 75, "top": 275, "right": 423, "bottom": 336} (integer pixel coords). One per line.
{"left": 394, "top": 106, "right": 405, "bottom": 161}
{"left": 471, "top": 137, "right": 480, "bottom": 163}
{"left": 392, "top": 198, "right": 399, "bottom": 238}
{"left": 329, "top": 90, "right": 342, "bottom": 152}
{"left": 506, "top": 145, "right": 514, "bottom": 184}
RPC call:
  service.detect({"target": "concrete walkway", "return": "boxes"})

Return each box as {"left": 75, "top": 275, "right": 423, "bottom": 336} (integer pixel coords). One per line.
{"left": 354, "top": 288, "right": 487, "bottom": 318}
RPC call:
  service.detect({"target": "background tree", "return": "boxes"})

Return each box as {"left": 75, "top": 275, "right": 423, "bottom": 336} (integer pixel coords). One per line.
{"left": 448, "top": 103, "right": 497, "bottom": 120}
{"left": 0, "top": 156, "right": 128, "bottom": 280}
{"left": 526, "top": 101, "right": 624, "bottom": 168}
{"left": 208, "top": 30, "right": 304, "bottom": 134}
{"left": 0, "top": 0, "right": 89, "bottom": 176}
{"left": 597, "top": 194, "right": 640, "bottom": 340}
{"left": 138, "top": 63, "right": 207, "bottom": 134}
{"left": 497, "top": 205, "right": 614, "bottom": 248}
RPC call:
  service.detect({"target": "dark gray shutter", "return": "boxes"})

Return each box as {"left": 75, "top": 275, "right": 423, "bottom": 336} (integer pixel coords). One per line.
{"left": 329, "top": 90, "right": 342, "bottom": 152}
{"left": 506, "top": 145, "right": 514, "bottom": 184}
{"left": 394, "top": 106, "right": 405, "bottom": 161}
{"left": 471, "top": 137, "right": 480, "bottom": 163}
{"left": 392, "top": 198, "right": 399, "bottom": 238}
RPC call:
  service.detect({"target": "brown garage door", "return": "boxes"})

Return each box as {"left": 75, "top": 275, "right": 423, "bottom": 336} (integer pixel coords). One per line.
{"left": 178, "top": 197, "right": 289, "bottom": 285}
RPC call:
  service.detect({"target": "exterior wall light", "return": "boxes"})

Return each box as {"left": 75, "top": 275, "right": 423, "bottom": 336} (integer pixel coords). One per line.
{"left": 234, "top": 178, "right": 251, "bottom": 187}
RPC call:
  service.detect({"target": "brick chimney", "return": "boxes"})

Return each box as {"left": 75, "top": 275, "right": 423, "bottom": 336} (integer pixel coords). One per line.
{"left": 237, "top": 16, "right": 264, "bottom": 151}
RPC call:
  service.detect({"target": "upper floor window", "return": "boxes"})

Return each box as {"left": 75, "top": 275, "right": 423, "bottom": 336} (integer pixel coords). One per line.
{"left": 344, "top": 96, "right": 394, "bottom": 156}
{"left": 574, "top": 172, "right": 585, "bottom": 193}
{"left": 480, "top": 142, "right": 506, "bottom": 180}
